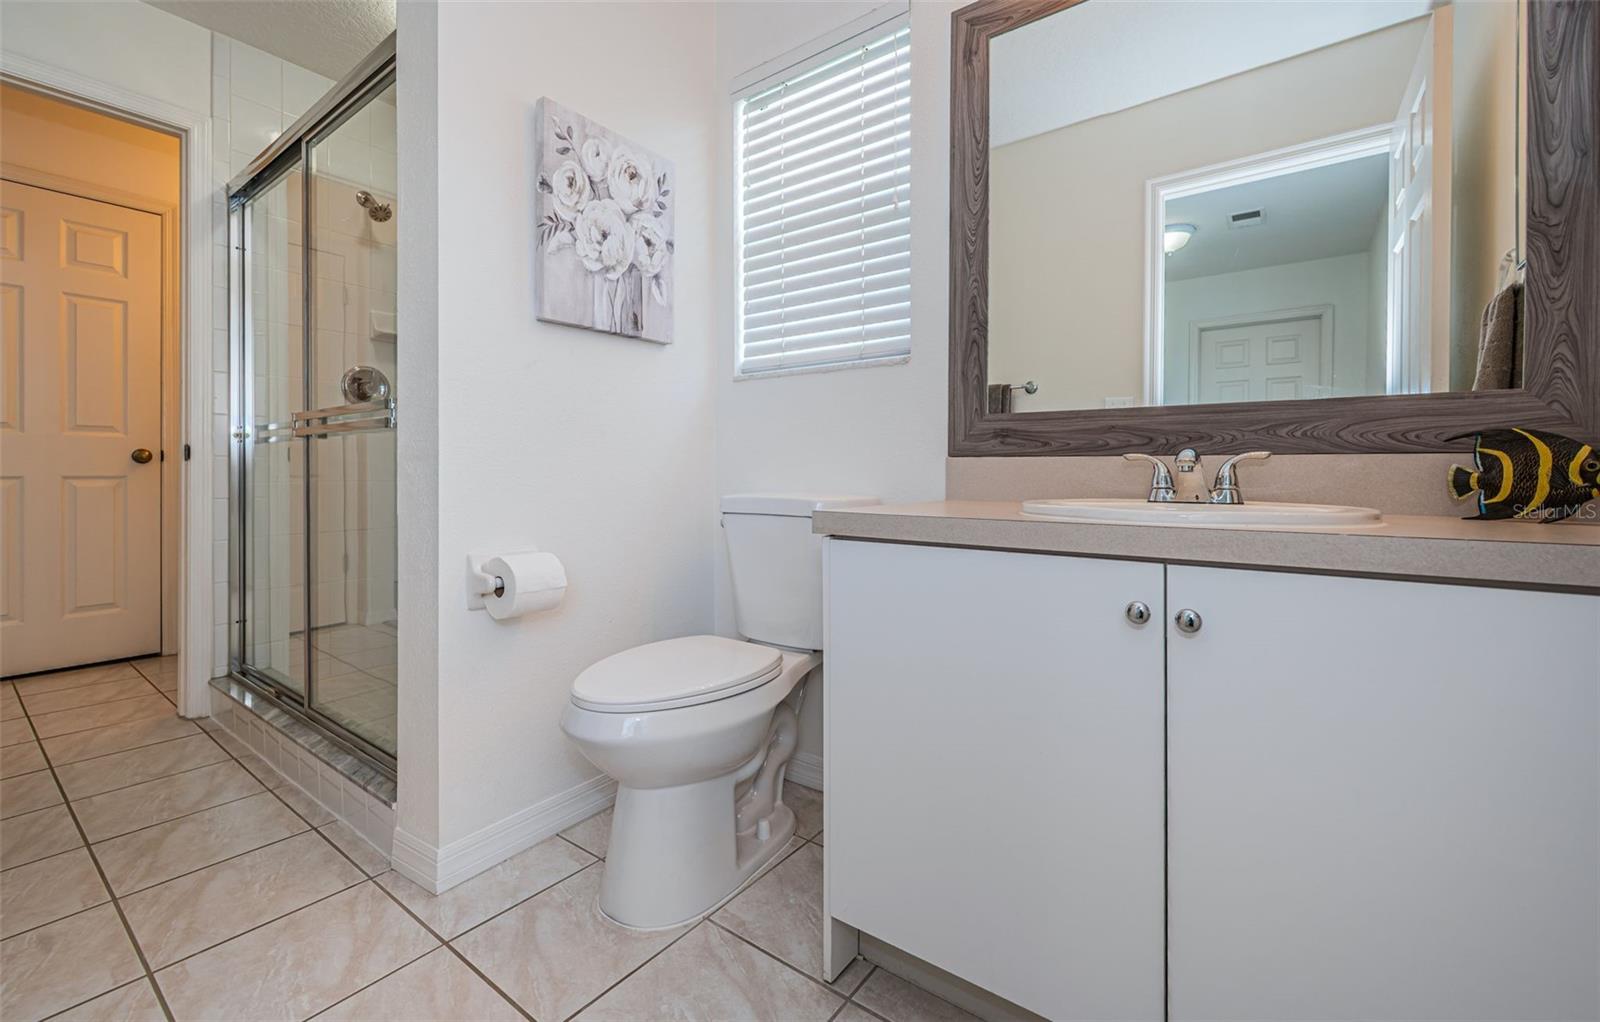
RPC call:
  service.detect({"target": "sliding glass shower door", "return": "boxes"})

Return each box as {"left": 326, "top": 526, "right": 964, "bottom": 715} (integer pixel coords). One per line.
{"left": 230, "top": 51, "right": 398, "bottom": 768}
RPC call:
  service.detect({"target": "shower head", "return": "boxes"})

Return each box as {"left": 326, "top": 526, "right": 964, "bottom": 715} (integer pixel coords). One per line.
{"left": 356, "top": 190, "right": 393, "bottom": 223}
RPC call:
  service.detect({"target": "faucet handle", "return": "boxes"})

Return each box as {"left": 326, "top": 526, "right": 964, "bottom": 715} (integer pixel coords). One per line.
{"left": 1124, "top": 453, "right": 1176, "bottom": 503}
{"left": 1211, "top": 451, "right": 1272, "bottom": 504}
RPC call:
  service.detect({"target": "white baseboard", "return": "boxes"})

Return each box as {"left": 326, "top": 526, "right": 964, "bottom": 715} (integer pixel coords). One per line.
{"left": 392, "top": 773, "right": 616, "bottom": 894}
{"left": 787, "top": 751, "right": 824, "bottom": 791}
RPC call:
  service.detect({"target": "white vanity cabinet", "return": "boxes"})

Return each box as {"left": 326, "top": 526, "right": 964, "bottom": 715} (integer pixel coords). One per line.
{"left": 825, "top": 539, "right": 1600, "bottom": 1022}
{"left": 1166, "top": 565, "right": 1599, "bottom": 1022}
{"left": 826, "top": 539, "right": 1167, "bottom": 1021}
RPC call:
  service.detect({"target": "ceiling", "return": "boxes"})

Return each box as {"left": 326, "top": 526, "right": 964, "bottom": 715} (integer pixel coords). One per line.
{"left": 1163, "top": 153, "right": 1390, "bottom": 282}
{"left": 989, "top": 0, "right": 1431, "bottom": 148}
{"left": 145, "top": 0, "right": 394, "bottom": 81}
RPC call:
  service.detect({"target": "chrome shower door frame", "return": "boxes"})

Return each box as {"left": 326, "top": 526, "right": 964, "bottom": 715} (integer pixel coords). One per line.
{"left": 227, "top": 35, "right": 398, "bottom": 777}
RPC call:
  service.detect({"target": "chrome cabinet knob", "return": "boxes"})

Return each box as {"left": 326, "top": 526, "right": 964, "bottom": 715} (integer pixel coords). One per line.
{"left": 1125, "top": 601, "right": 1151, "bottom": 625}
{"left": 1174, "top": 608, "right": 1203, "bottom": 634}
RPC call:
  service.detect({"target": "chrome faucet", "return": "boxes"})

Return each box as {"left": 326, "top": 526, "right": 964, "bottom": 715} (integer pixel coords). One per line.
{"left": 1209, "top": 450, "right": 1272, "bottom": 504}
{"left": 1122, "top": 453, "right": 1175, "bottom": 501}
{"left": 1124, "top": 449, "right": 1272, "bottom": 504}
{"left": 1171, "top": 448, "right": 1210, "bottom": 503}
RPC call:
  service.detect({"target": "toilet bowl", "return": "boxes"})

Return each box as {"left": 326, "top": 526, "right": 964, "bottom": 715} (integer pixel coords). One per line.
{"left": 561, "top": 635, "right": 819, "bottom": 929}
{"left": 560, "top": 492, "right": 876, "bottom": 930}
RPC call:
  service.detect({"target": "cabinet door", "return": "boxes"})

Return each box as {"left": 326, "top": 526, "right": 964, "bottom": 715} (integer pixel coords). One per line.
{"left": 1168, "top": 566, "right": 1600, "bottom": 1021}
{"left": 826, "top": 540, "right": 1165, "bottom": 1020}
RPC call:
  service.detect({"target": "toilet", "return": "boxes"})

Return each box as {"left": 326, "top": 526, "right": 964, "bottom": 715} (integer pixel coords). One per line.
{"left": 560, "top": 493, "right": 877, "bottom": 929}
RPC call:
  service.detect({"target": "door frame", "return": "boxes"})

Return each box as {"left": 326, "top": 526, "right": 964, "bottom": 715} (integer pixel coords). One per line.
{"left": 0, "top": 163, "right": 182, "bottom": 661}
{"left": 0, "top": 56, "right": 215, "bottom": 718}
{"left": 1142, "top": 124, "right": 1392, "bottom": 406}
{"left": 1185, "top": 304, "right": 1334, "bottom": 404}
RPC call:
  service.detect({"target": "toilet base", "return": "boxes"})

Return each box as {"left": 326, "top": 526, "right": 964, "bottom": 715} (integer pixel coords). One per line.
{"left": 599, "top": 779, "right": 799, "bottom": 930}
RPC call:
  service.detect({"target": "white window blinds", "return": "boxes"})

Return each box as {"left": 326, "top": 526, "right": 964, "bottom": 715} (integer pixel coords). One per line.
{"left": 735, "top": 20, "right": 911, "bottom": 377}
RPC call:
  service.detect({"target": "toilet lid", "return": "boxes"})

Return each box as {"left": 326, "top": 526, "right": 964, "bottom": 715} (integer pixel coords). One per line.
{"left": 571, "top": 635, "right": 783, "bottom": 713}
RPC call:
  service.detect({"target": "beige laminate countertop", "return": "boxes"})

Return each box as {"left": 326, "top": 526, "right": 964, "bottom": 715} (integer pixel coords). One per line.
{"left": 813, "top": 501, "right": 1600, "bottom": 593}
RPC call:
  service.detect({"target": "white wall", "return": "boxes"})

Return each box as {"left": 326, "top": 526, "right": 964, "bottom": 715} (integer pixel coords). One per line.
{"left": 1163, "top": 252, "right": 1377, "bottom": 401}
{"left": 712, "top": 1, "right": 954, "bottom": 778}
{"left": 0, "top": 0, "right": 210, "bottom": 113}
{"left": 395, "top": 0, "right": 720, "bottom": 884}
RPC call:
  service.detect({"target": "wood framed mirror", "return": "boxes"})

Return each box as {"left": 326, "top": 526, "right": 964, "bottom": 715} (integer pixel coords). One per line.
{"left": 950, "top": 0, "right": 1597, "bottom": 455}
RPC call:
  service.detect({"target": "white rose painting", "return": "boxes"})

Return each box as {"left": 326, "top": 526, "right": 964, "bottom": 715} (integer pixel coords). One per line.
{"left": 534, "top": 98, "right": 674, "bottom": 343}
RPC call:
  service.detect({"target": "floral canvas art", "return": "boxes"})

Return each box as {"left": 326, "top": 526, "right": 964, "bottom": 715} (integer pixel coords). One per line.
{"left": 534, "top": 98, "right": 675, "bottom": 343}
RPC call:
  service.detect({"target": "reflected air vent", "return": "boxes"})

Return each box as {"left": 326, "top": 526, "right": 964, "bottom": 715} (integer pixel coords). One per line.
{"left": 1228, "top": 208, "right": 1265, "bottom": 229}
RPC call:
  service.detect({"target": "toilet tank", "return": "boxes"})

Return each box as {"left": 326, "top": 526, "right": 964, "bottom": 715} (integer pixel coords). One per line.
{"left": 721, "top": 494, "right": 879, "bottom": 650}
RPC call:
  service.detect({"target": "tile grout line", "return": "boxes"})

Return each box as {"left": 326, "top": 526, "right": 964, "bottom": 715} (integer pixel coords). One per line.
{"left": 557, "top": 911, "right": 710, "bottom": 1021}
{"left": 0, "top": 883, "right": 112, "bottom": 943}
{"left": 438, "top": 857, "right": 605, "bottom": 947}
{"left": 79, "top": 783, "right": 269, "bottom": 848}
{"left": 3, "top": 662, "right": 150, "bottom": 694}
{"left": 324, "top": 869, "right": 544, "bottom": 1022}
{"left": 704, "top": 913, "right": 857, "bottom": 1009}
{"left": 61, "top": 752, "right": 244, "bottom": 805}
{"left": 26, "top": 706, "right": 184, "bottom": 743}
{"left": 553, "top": 834, "right": 817, "bottom": 1022}
{"left": 129, "top": 720, "right": 453, "bottom": 1015}
{"left": 299, "top": 945, "right": 451, "bottom": 1022}
{"left": 38, "top": 977, "right": 154, "bottom": 1022}
{"left": 192, "top": 724, "right": 385, "bottom": 880}
{"left": 16, "top": 677, "right": 170, "bottom": 717}
{"left": 11, "top": 661, "right": 180, "bottom": 1022}
{"left": 146, "top": 874, "right": 373, "bottom": 975}
{"left": 554, "top": 829, "right": 605, "bottom": 860}
{"left": 111, "top": 825, "right": 313, "bottom": 900}
{"left": 43, "top": 724, "right": 206, "bottom": 770}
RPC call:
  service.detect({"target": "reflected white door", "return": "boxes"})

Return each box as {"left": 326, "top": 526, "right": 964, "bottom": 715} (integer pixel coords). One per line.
{"left": 0, "top": 180, "right": 163, "bottom": 675}
{"left": 1386, "top": 7, "right": 1452, "bottom": 395}
{"left": 1195, "top": 314, "right": 1325, "bottom": 403}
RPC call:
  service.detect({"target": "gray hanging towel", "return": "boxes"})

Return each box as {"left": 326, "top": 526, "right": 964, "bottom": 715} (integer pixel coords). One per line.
{"left": 1471, "top": 281, "right": 1523, "bottom": 391}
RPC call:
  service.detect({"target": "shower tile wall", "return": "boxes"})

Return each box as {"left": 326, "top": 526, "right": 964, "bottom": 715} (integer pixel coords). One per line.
{"left": 309, "top": 168, "right": 399, "bottom": 637}
{"left": 210, "top": 35, "right": 398, "bottom": 679}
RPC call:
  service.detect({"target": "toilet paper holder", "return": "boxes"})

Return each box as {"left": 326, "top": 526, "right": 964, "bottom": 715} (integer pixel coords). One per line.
{"left": 466, "top": 554, "right": 505, "bottom": 609}
{"left": 465, "top": 549, "right": 568, "bottom": 618}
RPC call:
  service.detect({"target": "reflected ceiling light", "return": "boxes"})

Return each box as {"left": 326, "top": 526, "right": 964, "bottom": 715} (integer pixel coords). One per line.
{"left": 1163, "top": 223, "right": 1197, "bottom": 255}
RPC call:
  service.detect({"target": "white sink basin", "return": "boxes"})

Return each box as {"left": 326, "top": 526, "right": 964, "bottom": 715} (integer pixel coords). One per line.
{"left": 1019, "top": 498, "right": 1383, "bottom": 529}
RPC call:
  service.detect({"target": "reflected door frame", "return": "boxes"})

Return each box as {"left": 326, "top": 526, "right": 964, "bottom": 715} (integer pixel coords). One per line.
{"left": 1142, "top": 123, "right": 1393, "bottom": 406}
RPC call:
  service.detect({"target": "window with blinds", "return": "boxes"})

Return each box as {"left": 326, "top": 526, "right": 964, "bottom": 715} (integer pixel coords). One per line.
{"left": 735, "top": 20, "right": 911, "bottom": 378}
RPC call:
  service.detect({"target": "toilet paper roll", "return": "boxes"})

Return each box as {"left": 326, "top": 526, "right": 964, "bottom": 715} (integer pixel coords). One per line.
{"left": 483, "top": 551, "right": 567, "bottom": 620}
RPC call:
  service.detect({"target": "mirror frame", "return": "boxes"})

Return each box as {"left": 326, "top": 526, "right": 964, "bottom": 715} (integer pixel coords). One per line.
{"left": 950, "top": 0, "right": 1598, "bottom": 455}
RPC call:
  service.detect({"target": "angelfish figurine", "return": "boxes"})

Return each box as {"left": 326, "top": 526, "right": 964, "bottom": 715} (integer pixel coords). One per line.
{"left": 1447, "top": 427, "right": 1600, "bottom": 522}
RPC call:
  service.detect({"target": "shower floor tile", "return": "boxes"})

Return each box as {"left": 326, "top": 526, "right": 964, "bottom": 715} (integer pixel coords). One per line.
{"left": 1, "top": 659, "right": 972, "bottom": 1022}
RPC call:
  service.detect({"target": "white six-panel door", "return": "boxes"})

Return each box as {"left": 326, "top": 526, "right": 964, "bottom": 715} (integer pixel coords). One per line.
{"left": 0, "top": 179, "right": 164, "bottom": 675}
{"left": 1167, "top": 565, "right": 1599, "bottom": 1020}
{"left": 826, "top": 539, "right": 1166, "bottom": 1020}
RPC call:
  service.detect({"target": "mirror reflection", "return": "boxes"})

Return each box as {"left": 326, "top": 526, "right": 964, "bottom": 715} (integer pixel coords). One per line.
{"left": 985, "top": 0, "right": 1524, "bottom": 413}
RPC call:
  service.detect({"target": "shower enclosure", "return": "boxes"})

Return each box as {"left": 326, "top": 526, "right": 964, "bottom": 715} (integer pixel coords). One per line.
{"left": 227, "top": 38, "right": 398, "bottom": 772}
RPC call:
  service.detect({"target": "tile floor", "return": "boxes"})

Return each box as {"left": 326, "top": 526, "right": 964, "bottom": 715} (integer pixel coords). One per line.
{"left": 0, "top": 658, "right": 978, "bottom": 1022}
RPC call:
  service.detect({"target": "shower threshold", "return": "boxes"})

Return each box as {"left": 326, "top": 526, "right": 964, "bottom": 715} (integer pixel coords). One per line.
{"left": 211, "top": 675, "right": 397, "bottom": 806}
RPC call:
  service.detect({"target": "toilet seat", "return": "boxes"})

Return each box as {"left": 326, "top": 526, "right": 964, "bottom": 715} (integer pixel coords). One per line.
{"left": 571, "top": 635, "right": 783, "bottom": 713}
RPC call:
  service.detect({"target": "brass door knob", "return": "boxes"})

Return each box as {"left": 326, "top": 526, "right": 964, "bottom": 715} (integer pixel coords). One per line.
{"left": 130, "top": 448, "right": 154, "bottom": 464}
